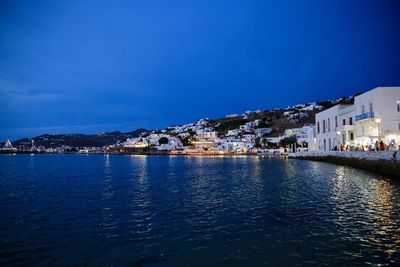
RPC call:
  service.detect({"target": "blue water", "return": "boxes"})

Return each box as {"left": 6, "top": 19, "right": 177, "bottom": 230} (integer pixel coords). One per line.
{"left": 0, "top": 155, "right": 400, "bottom": 266}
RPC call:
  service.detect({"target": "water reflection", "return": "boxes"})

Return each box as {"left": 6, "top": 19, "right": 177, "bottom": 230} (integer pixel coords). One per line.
{"left": 101, "top": 155, "right": 117, "bottom": 240}
{"left": 330, "top": 165, "right": 400, "bottom": 263}
{"left": 366, "top": 179, "right": 400, "bottom": 257}
{"left": 128, "top": 155, "right": 154, "bottom": 242}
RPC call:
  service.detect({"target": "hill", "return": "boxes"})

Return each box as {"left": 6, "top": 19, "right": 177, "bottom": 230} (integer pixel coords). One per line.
{"left": 8, "top": 128, "right": 150, "bottom": 149}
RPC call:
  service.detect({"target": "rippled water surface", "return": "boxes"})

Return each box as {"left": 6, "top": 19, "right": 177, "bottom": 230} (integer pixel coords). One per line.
{"left": 1, "top": 155, "right": 400, "bottom": 266}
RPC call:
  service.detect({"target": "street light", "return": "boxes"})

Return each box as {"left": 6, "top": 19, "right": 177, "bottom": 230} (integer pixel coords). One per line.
{"left": 375, "top": 118, "right": 381, "bottom": 140}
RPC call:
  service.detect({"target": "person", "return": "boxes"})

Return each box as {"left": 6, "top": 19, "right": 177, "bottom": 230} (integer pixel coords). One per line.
{"left": 375, "top": 140, "right": 379, "bottom": 151}
{"left": 392, "top": 151, "right": 397, "bottom": 161}
{"left": 380, "top": 141, "right": 385, "bottom": 151}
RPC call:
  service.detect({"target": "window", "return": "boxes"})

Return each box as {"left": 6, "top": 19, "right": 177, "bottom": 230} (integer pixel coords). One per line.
{"left": 349, "top": 117, "right": 353, "bottom": 125}
{"left": 343, "top": 119, "right": 346, "bottom": 126}
{"left": 369, "top": 103, "right": 373, "bottom": 114}
{"left": 350, "top": 132, "right": 354, "bottom": 141}
{"left": 328, "top": 139, "right": 331, "bottom": 150}
{"left": 362, "top": 105, "right": 365, "bottom": 114}
{"left": 335, "top": 116, "right": 338, "bottom": 128}
{"left": 328, "top": 118, "right": 330, "bottom": 132}
{"left": 323, "top": 120, "right": 326, "bottom": 133}
{"left": 317, "top": 122, "right": 320, "bottom": 134}
{"left": 397, "top": 100, "right": 400, "bottom": 112}
{"left": 398, "top": 122, "right": 400, "bottom": 130}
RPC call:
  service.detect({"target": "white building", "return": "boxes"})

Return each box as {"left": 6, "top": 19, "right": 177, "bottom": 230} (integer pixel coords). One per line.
{"left": 196, "top": 130, "right": 218, "bottom": 140}
{"left": 284, "top": 125, "right": 316, "bottom": 150}
{"left": 254, "top": 128, "right": 272, "bottom": 137}
{"left": 242, "top": 133, "right": 256, "bottom": 142}
{"left": 265, "top": 137, "right": 282, "bottom": 144}
{"left": 315, "top": 87, "right": 400, "bottom": 151}
{"left": 227, "top": 129, "right": 241, "bottom": 137}
{"left": 155, "top": 136, "right": 183, "bottom": 151}
{"left": 124, "top": 138, "right": 149, "bottom": 148}
{"left": 220, "top": 138, "right": 254, "bottom": 152}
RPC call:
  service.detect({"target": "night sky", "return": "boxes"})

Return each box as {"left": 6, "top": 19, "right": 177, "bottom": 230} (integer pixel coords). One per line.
{"left": 1, "top": 0, "right": 400, "bottom": 140}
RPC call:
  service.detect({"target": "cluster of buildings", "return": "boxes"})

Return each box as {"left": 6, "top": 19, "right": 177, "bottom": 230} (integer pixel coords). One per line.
{"left": 0, "top": 140, "right": 48, "bottom": 154}
{"left": 0, "top": 139, "right": 104, "bottom": 154}
{"left": 122, "top": 86, "right": 400, "bottom": 154}
{"left": 3, "top": 87, "right": 399, "bottom": 155}
{"left": 315, "top": 87, "right": 400, "bottom": 152}
{"left": 119, "top": 117, "right": 318, "bottom": 155}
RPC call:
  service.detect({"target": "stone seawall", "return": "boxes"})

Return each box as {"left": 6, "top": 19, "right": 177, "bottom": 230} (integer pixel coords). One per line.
{"left": 289, "top": 151, "right": 400, "bottom": 179}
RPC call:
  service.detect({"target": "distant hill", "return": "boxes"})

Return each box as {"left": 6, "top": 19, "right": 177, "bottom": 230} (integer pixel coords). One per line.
{"left": 8, "top": 128, "right": 150, "bottom": 149}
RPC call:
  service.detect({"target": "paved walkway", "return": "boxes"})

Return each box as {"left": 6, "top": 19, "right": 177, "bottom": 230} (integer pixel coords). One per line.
{"left": 290, "top": 150, "right": 399, "bottom": 161}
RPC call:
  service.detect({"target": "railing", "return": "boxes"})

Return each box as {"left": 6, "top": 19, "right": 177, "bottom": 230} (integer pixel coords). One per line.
{"left": 355, "top": 112, "right": 374, "bottom": 121}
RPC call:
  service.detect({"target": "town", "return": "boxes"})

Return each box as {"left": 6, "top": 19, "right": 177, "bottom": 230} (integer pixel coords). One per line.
{"left": 2, "top": 87, "right": 400, "bottom": 157}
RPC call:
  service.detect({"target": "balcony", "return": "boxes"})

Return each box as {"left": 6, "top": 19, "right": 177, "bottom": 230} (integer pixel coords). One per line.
{"left": 342, "top": 125, "right": 356, "bottom": 131}
{"left": 355, "top": 112, "right": 374, "bottom": 122}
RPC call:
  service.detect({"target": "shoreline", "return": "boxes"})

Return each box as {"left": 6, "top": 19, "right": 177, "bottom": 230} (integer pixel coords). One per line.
{"left": 291, "top": 155, "right": 400, "bottom": 179}
{"left": 0, "top": 151, "right": 287, "bottom": 158}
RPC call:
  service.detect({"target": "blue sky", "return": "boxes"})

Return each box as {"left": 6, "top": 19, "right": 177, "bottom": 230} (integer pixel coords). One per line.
{"left": 1, "top": 0, "right": 400, "bottom": 140}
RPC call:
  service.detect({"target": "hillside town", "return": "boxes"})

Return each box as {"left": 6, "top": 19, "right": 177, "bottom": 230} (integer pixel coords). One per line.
{"left": 2, "top": 87, "right": 400, "bottom": 156}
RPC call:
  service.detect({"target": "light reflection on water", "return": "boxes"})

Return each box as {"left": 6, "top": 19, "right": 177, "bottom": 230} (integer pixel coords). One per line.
{"left": 330, "top": 165, "right": 400, "bottom": 263}
{"left": 0, "top": 154, "right": 399, "bottom": 266}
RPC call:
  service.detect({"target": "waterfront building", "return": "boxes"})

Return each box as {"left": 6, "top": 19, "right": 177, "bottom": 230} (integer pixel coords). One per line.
{"left": 155, "top": 136, "right": 183, "bottom": 151}
{"left": 315, "top": 87, "right": 400, "bottom": 151}
{"left": 220, "top": 138, "right": 254, "bottom": 153}
{"left": 124, "top": 138, "right": 150, "bottom": 148}
{"left": 284, "top": 125, "right": 316, "bottom": 151}
{"left": 191, "top": 140, "right": 213, "bottom": 150}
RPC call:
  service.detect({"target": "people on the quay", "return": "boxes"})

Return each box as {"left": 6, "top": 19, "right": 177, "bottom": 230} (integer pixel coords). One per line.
{"left": 379, "top": 141, "right": 385, "bottom": 151}
{"left": 375, "top": 140, "right": 380, "bottom": 151}
{"left": 392, "top": 151, "right": 397, "bottom": 161}
{"left": 336, "top": 141, "right": 400, "bottom": 152}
